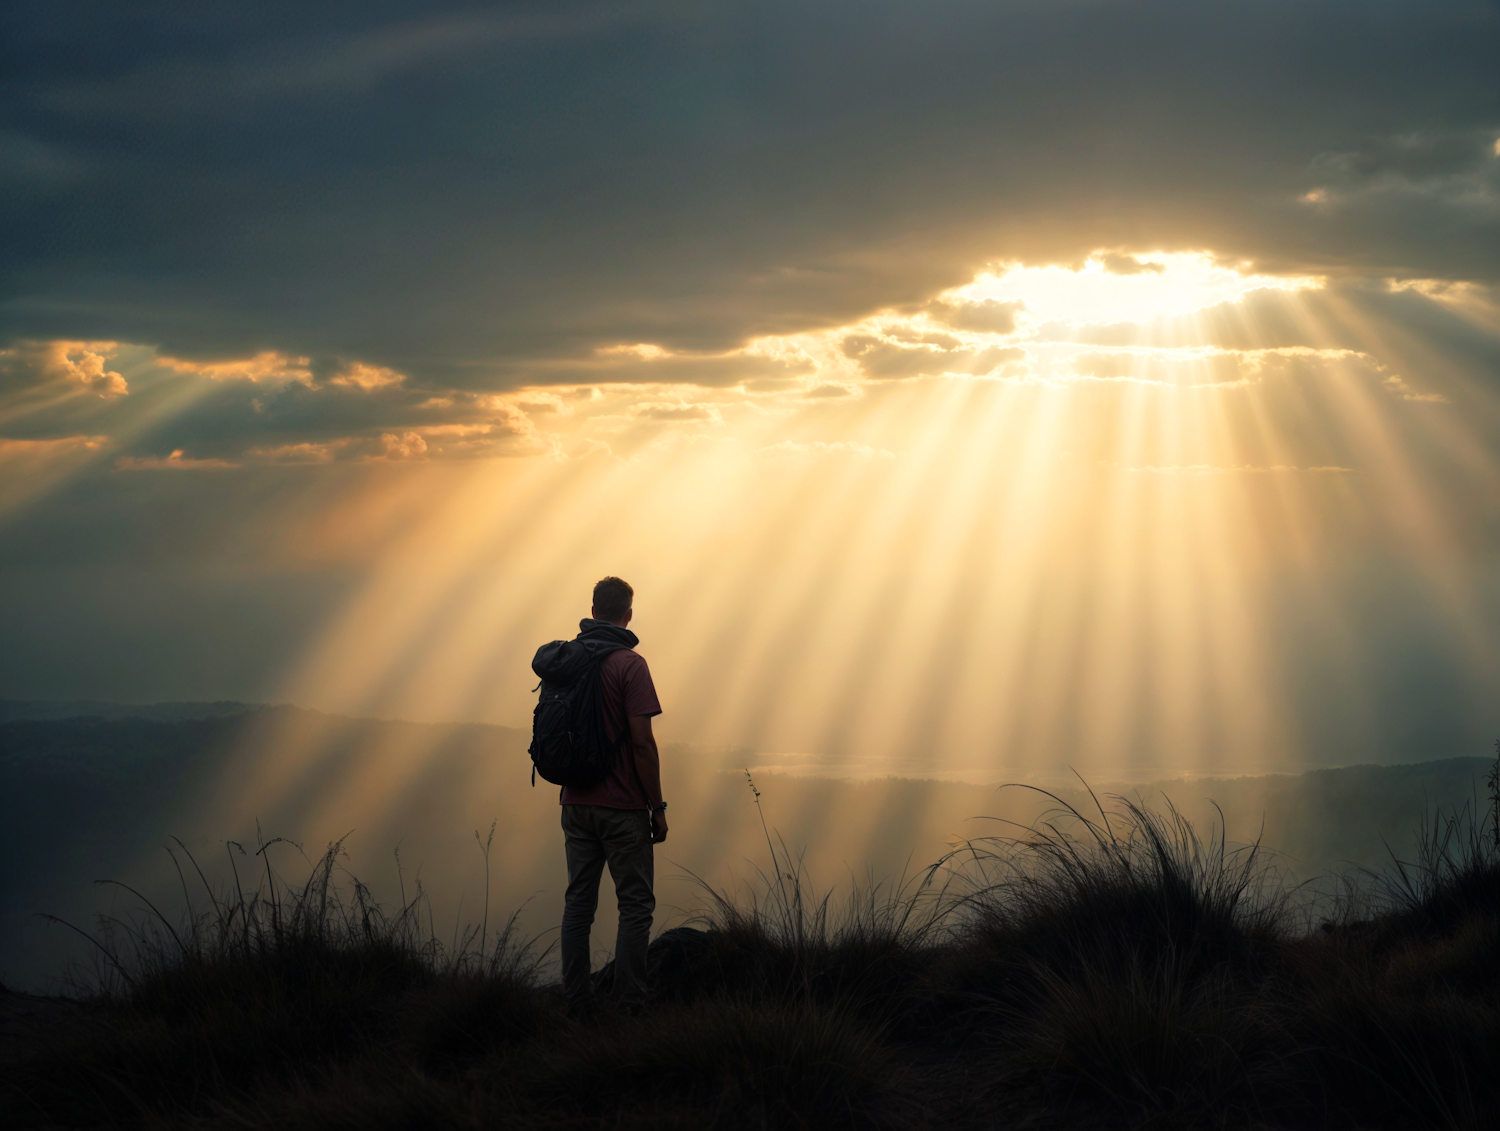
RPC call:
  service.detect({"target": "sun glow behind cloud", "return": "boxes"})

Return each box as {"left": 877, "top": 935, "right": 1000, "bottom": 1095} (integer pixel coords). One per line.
{"left": 956, "top": 252, "right": 1324, "bottom": 324}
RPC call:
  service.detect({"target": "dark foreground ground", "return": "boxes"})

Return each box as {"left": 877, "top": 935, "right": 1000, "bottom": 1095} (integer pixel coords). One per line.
{"left": 4, "top": 791, "right": 1499, "bottom": 1131}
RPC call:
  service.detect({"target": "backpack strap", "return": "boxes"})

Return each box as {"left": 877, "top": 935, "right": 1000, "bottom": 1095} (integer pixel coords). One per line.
{"left": 529, "top": 678, "right": 543, "bottom": 786}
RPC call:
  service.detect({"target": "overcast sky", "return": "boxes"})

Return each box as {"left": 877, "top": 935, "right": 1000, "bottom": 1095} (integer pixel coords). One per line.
{"left": 4, "top": 2, "right": 1496, "bottom": 373}
{"left": 2, "top": 1, "right": 1498, "bottom": 774}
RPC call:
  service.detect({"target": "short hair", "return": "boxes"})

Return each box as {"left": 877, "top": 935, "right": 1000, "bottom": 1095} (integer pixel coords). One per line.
{"left": 592, "top": 576, "right": 634, "bottom": 622}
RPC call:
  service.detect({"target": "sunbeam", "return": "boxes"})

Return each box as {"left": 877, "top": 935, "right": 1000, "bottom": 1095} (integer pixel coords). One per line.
{"left": 56, "top": 259, "right": 1463, "bottom": 838}
{"left": 4, "top": 254, "right": 1500, "bottom": 863}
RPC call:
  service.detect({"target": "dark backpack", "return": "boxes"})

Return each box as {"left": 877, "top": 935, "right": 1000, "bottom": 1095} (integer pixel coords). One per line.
{"left": 528, "top": 638, "right": 628, "bottom": 787}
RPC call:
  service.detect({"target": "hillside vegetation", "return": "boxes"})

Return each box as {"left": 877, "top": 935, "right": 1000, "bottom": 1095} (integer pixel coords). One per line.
{"left": 5, "top": 766, "right": 1500, "bottom": 1130}
{"left": 3, "top": 702, "right": 1493, "bottom": 989}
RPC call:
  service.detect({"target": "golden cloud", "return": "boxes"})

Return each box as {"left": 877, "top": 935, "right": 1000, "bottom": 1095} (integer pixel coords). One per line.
{"left": 158, "top": 350, "right": 313, "bottom": 385}
{"left": 0, "top": 341, "right": 127, "bottom": 398}
{"left": 329, "top": 362, "right": 405, "bottom": 390}
{"left": 116, "top": 448, "right": 239, "bottom": 470}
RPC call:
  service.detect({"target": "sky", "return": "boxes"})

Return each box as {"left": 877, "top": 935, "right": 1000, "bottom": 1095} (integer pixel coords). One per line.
{"left": 3, "top": 1, "right": 1500, "bottom": 782}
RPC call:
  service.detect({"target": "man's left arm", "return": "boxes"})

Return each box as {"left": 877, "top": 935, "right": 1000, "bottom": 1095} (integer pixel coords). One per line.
{"left": 629, "top": 714, "right": 667, "bottom": 843}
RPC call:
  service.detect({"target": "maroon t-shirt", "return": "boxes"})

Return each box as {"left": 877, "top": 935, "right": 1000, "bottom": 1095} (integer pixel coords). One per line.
{"left": 559, "top": 648, "right": 661, "bottom": 809}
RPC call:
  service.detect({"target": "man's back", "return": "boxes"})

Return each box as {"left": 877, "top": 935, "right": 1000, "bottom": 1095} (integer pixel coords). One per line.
{"left": 560, "top": 648, "right": 660, "bottom": 810}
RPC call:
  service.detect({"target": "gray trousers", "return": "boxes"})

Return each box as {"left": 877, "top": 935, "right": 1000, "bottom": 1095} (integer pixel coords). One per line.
{"left": 560, "top": 804, "right": 655, "bottom": 1005}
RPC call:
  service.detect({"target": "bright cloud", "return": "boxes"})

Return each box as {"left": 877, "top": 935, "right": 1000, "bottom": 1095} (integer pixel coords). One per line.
{"left": 378, "top": 431, "right": 428, "bottom": 460}
{"left": 0, "top": 255, "right": 1478, "bottom": 480}
{"left": 950, "top": 253, "right": 1324, "bottom": 326}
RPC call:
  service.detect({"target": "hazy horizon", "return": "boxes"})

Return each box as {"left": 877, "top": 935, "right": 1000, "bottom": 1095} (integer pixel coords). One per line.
{"left": 5, "top": 695, "right": 1487, "bottom": 784}
{"left": 5, "top": 701, "right": 1495, "bottom": 991}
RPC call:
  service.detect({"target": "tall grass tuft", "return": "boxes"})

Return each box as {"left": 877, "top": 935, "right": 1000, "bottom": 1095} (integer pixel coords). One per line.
{"left": 10, "top": 829, "right": 549, "bottom": 1127}
{"left": 49, "top": 826, "right": 548, "bottom": 1000}
{"left": 921, "top": 786, "right": 1295, "bottom": 1123}
{"left": 1368, "top": 790, "right": 1500, "bottom": 938}
{"left": 664, "top": 772, "right": 956, "bottom": 1019}
{"left": 944, "top": 786, "right": 1289, "bottom": 989}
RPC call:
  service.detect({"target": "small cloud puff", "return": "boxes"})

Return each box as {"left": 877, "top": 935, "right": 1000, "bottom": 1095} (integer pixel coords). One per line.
{"left": 923, "top": 298, "right": 1024, "bottom": 334}
{"left": 1382, "top": 374, "right": 1450, "bottom": 404}
{"left": 116, "top": 448, "right": 238, "bottom": 470}
{"left": 378, "top": 431, "right": 428, "bottom": 460}
{"left": 244, "top": 441, "right": 345, "bottom": 464}
{"left": 329, "top": 362, "right": 404, "bottom": 390}
{"left": 631, "top": 401, "right": 721, "bottom": 422}
{"left": 1098, "top": 253, "right": 1165, "bottom": 276}
{"left": 0, "top": 340, "right": 128, "bottom": 398}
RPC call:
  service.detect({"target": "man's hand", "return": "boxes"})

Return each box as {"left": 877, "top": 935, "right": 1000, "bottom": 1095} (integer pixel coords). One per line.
{"left": 650, "top": 811, "right": 669, "bottom": 844}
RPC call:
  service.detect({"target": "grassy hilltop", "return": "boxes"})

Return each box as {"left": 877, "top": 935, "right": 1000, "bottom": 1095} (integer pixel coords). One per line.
{"left": 5, "top": 768, "right": 1500, "bottom": 1130}
{"left": 4, "top": 705, "right": 1500, "bottom": 1128}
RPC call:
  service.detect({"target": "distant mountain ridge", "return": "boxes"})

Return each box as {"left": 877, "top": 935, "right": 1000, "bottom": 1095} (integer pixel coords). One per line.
{"left": 0, "top": 699, "right": 267, "bottom": 723}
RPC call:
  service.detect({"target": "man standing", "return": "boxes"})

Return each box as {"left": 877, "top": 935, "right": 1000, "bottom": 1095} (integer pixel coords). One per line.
{"left": 556, "top": 576, "right": 666, "bottom": 1014}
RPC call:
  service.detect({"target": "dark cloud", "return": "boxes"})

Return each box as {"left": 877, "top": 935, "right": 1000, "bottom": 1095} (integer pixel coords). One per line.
{"left": 0, "top": 351, "right": 543, "bottom": 463}
{"left": 0, "top": 1, "right": 1495, "bottom": 385}
{"left": 843, "top": 334, "right": 1024, "bottom": 379}
{"left": 887, "top": 327, "right": 965, "bottom": 348}
{"left": 924, "top": 298, "right": 1024, "bottom": 333}
{"left": 143, "top": 376, "right": 542, "bottom": 462}
{"left": 517, "top": 349, "right": 814, "bottom": 389}
{"left": 1099, "top": 253, "right": 1165, "bottom": 276}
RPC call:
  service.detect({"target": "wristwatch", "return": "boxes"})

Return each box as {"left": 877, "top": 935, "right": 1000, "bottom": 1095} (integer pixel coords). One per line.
{"left": 653, "top": 801, "right": 668, "bottom": 812}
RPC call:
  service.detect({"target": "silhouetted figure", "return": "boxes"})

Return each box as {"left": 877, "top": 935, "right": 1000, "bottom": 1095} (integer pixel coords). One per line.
{"left": 533, "top": 576, "right": 666, "bottom": 1014}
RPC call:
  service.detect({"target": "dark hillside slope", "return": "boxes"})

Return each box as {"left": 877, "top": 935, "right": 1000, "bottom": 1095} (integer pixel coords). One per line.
{"left": 5, "top": 781, "right": 1500, "bottom": 1130}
